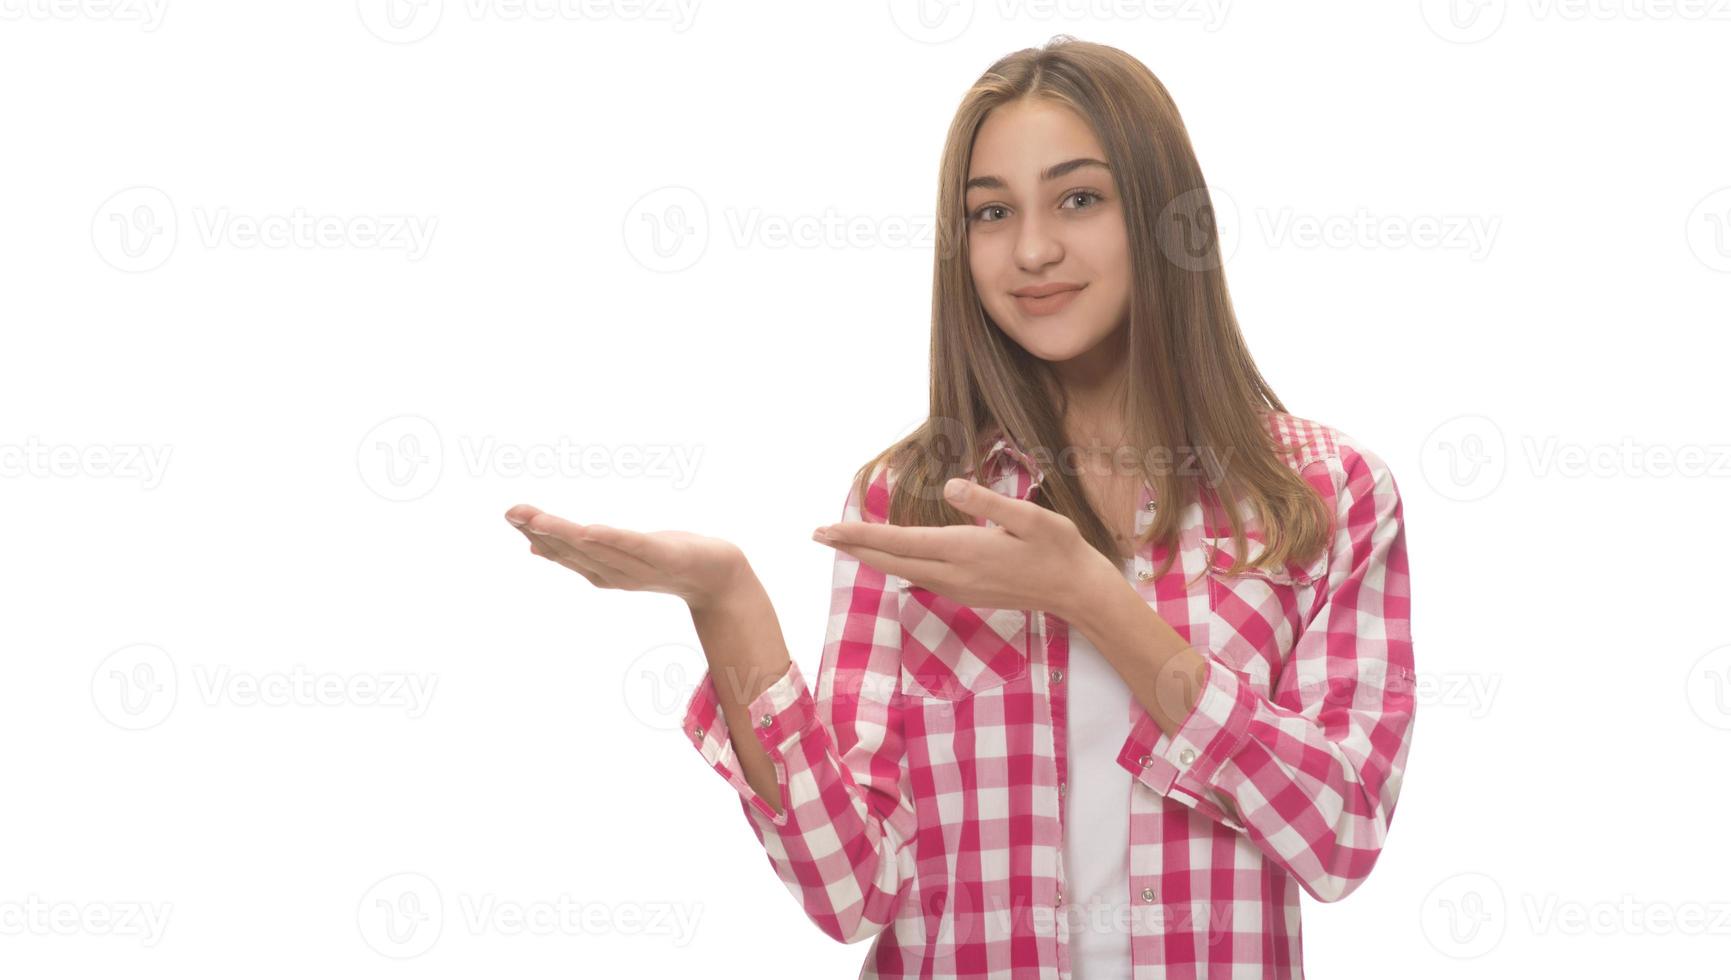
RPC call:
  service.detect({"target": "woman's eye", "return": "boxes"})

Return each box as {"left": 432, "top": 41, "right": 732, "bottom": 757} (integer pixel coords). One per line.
{"left": 970, "top": 192, "right": 1100, "bottom": 224}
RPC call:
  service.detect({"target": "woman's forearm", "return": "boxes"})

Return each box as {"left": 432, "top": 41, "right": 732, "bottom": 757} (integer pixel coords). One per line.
{"left": 687, "top": 563, "right": 794, "bottom": 814}
{"left": 1068, "top": 561, "right": 1208, "bottom": 738}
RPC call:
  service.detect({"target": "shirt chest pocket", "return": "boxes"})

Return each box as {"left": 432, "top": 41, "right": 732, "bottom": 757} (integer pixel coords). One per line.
{"left": 896, "top": 583, "right": 1030, "bottom": 701}
{"left": 1202, "top": 532, "right": 1328, "bottom": 687}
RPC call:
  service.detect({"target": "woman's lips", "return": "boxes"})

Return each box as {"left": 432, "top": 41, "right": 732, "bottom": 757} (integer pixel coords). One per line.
{"left": 1012, "top": 284, "right": 1084, "bottom": 316}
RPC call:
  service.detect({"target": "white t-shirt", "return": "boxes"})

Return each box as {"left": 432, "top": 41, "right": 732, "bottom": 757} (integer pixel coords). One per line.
{"left": 1061, "top": 557, "right": 1136, "bottom": 979}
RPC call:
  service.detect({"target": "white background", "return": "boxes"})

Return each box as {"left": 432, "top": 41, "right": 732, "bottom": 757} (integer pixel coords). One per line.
{"left": 3, "top": 1, "right": 1729, "bottom": 977}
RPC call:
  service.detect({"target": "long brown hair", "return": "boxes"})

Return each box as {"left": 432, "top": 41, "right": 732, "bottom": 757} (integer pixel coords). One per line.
{"left": 851, "top": 36, "right": 1330, "bottom": 583}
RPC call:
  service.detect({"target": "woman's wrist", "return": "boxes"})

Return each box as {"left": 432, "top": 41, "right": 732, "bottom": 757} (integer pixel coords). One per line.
{"left": 1054, "top": 548, "right": 1125, "bottom": 629}
{"left": 685, "top": 547, "right": 754, "bottom": 616}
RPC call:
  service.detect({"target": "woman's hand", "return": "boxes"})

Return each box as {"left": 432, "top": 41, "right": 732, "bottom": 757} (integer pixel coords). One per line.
{"left": 811, "top": 477, "right": 1116, "bottom": 621}
{"left": 504, "top": 504, "right": 748, "bottom": 611}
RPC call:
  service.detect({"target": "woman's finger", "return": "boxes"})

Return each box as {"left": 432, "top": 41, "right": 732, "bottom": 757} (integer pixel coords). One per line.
{"left": 829, "top": 541, "right": 950, "bottom": 590}
{"left": 569, "top": 526, "right": 662, "bottom": 580}
{"left": 504, "top": 504, "right": 544, "bottom": 529}
{"left": 533, "top": 540, "right": 605, "bottom": 586}
{"left": 516, "top": 524, "right": 617, "bottom": 583}
{"left": 534, "top": 526, "right": 634, "bottom": 578}
{"left": 525, "top": 511, "right": 590, "bottom": 546}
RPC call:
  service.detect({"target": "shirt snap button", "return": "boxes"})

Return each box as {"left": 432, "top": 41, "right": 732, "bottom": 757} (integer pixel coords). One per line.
{"left": 759, "top": 713, "right": 773, "bottom": 728}
{"left": 1137, "top": 754, "right": 1152, "bottom": 768}
{"left": 1178, "top": 748, "right": 1197, "bottom": 766}
{"left": 1049, "top": 667, "right": 1063, "bottom": 684}
{"left": 1141, "top": 887, "right": 1156, "bottom": 902}
{"left": 1136, "top": 568, "right": 1153, "bottom": 581}
{"left": 692, "top": 726, "right": 703, "bottom": 739}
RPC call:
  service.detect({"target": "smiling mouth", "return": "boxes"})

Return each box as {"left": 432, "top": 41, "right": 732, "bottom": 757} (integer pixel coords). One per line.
{"left": 1012, "top": 284, "right": 1083, "bottom": 299}
{"left": 1011, "top": 284, "right": 1084, "bottom": 314}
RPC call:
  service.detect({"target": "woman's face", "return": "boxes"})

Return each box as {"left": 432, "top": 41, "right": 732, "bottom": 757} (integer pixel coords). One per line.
{"left": 964, "top": 97, "right": 1132, "bottom": 369}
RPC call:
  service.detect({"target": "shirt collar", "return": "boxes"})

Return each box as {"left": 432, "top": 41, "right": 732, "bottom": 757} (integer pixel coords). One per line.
{"left": 975, "top": 425, "right": 1048, "bottom": 499}
{"left": 977, "top": 424, "right": 1159, "bottom": 511}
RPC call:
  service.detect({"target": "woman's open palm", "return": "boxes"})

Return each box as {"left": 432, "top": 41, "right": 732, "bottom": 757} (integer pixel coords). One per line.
{"left": 504, "top": 504, "right": 745, "bottom": 609}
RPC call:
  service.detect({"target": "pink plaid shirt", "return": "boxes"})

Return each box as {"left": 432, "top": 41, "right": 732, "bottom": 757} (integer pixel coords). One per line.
{"left": 682, "top": 410, "right": 1416, "bottom": 979}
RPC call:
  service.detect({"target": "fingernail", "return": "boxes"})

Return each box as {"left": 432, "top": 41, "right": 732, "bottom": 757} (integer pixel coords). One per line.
{"left": 812, "top": 528, "right": 831, "bottom": 541}
{"left": 507, "top": 517, "right": 526, "bottom": 527}
{"left": 945, "top": 478, "right": 966, "bottom": 501}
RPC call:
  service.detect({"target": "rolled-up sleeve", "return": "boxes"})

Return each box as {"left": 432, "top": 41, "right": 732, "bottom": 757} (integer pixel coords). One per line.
{"left": 1118, "top": 443, "right": 1416, "bottom": 903}
{"left": 681, "top": 464, "right": 919, "bottom": 944}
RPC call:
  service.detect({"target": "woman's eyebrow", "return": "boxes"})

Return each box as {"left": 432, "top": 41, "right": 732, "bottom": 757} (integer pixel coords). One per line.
{"left": 964, "top": 157, "right": 1110, "bottom": 192}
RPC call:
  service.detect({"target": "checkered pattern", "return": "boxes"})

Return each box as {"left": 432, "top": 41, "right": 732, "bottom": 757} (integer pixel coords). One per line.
{"left": 682, "top": 410, "right": 1416, "bottom": 978}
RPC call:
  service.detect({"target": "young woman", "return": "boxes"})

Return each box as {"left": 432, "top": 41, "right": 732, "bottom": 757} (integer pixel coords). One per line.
{"left": 505, "top": 37, "right": 1415, "bottom": 980}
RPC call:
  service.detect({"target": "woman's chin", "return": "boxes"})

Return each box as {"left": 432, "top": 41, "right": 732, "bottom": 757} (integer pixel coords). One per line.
{"left": 1008, "top": 332, "right": 1097, "bottom": 365}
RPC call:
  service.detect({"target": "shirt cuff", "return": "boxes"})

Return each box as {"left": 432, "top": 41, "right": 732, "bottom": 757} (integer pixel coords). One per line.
{"left": 1117, "top": 655, "right": 1257, "bottom": 797}
{"left": 681, "top": 658, "right": 816, "bottom": 827}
